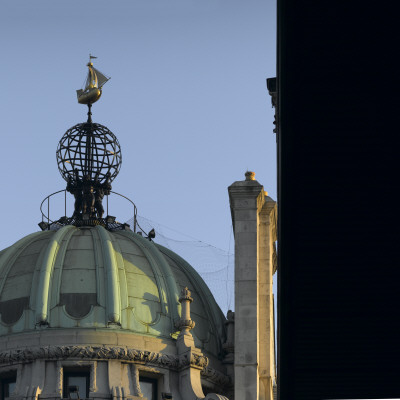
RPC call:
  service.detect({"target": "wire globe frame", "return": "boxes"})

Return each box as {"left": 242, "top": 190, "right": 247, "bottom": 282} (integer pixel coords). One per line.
{"left": 56, "top": 122, "right": 122, "bottom": 184}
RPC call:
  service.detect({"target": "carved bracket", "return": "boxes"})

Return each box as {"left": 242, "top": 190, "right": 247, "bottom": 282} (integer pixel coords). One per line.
{"left": 201, "top": 367, "right": 231, "bottom": 387}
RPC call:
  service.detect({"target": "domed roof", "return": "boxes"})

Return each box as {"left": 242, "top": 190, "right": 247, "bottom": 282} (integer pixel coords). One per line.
{"left": 0, "top": 225, "right": 226, "bottom": 359}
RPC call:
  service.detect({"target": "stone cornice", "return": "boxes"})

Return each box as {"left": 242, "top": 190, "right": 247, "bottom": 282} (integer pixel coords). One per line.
{"left": 0, "top": 345, "right": 231, "bottom": 390}
{"left": 0, "top": 345, "right": 215, "bottom": 373}
{"left": 228, "top": 179, "right": 265, "bottom": 237}
{"left": 228, "top": 181, "right": 264, "bottom": 209}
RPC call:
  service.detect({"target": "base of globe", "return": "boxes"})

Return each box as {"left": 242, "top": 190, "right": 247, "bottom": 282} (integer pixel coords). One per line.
{"left": 48, "top": 216, "right": 131, "bottom": 232}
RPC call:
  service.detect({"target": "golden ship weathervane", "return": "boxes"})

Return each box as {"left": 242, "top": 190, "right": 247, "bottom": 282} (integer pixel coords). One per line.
{"left": 76, "top": 54, "right": 110, "bottom": 105}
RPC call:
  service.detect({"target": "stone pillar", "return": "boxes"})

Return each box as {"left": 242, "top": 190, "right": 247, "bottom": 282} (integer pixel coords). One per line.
{"left": 258, "top": 197, "right": 277, "bottom": 400}
{"left": 175, "top": 287, "right": 207, "bottom": 400}
{"left": 19, "top": 359, "right": 45, "bottom": 400}
{"left": 228, "top": 171, "right": 276, "bottom": 400}
{"left": 176, "top": 287, "right": 196, "bottom": 342}
{"left": 131, "top": 364, "right": 143, "bottom": 398}
{"left": 108, "top": 360, "right": 127, "bottom": 400}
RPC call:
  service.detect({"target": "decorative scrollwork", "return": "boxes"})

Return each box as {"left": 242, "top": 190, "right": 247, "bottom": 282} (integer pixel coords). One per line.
{"left": 0, "top": 345, "right": 230, "bottom": 389}
{"left": 179, "top": 352, "right": 209, "bottom": 369}
{"left": 0, "top": 345, "right": 211, "bottom": 371}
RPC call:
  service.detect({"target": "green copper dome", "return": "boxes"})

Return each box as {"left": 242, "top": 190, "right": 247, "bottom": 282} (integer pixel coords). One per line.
{"left": 0, "top": 225, "right": 226, "bottom": 358}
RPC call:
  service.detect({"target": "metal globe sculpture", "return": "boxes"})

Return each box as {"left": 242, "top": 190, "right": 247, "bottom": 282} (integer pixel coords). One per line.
{"left": 39, "top": 57, "right": 138, "bottom": 232}
{"left": 56, "top": 122, "right": 122, "bottom": 184}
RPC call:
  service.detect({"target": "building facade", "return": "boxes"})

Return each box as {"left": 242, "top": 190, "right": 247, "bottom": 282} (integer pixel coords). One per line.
{"left": 0, "top": 170, "right": 276, "bottom": 400}
{"left": 0, "top": 61, "right": 276, "bottom": 399}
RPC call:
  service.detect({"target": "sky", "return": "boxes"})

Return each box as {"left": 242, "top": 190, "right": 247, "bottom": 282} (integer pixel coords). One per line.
{"left": 0, "top": 0, "right": 277, "bottom": 314}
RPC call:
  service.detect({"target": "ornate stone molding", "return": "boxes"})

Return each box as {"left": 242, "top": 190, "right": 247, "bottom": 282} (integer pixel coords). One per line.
{"left": 0, "top": 345, "right": 218, "bottom": 373}
{"left": 175, "top": 318, "right": 195, "bottom": 331}
{"left": 0, "top": 346, "right": 180, "bottom": 368}
{"left": 0, "top": 345, "right": 230, "bottom": 390}
{"left": 179, "top": 352, "right": 209, "bottom": 369}
{"left": 201, "top": 366, "right": 231, "bottom": 387}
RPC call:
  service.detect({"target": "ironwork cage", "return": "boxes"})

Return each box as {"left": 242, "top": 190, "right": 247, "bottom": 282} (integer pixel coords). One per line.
{"left": 56, "top": 122, "right": 122, "bottom": 184}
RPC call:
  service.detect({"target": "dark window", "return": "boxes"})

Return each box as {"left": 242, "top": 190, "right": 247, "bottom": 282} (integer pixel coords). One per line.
{"left": 202, "top": 385, "right": 212, "bottom": 395}
{"left": 0, "top": 373, "right": 17, "bottom": 400}
{"left": 139, "top": 377, "right": 157, "bottom": 400}
{"left": 63, "top": 368, "right": 90, "bottom": 399}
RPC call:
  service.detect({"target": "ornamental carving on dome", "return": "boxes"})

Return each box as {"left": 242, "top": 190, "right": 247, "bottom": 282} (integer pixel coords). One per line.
{"left": 0, "top": 345, "right": 213, "bottom": 372}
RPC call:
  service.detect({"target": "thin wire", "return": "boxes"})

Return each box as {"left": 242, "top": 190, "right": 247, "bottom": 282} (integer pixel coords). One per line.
{"left": 128, "top": 214, "right": 234, "bottom": 315}
{"left": 138, "top": 214, "right": 230, "bottom": 250}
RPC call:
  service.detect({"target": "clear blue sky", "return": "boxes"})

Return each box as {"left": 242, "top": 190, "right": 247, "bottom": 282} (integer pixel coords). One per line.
{"left": 0, "top": 0, "right": 277, "bottom": 312}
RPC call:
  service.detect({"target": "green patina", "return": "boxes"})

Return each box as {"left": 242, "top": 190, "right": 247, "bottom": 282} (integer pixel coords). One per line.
{"left": 0, "top": 226, "right": 226, "bottom": 359}
{"left": 35, "top": 225, "right": 76, "bottom": 323}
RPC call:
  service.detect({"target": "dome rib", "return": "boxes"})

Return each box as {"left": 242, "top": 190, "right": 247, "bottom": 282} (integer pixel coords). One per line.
{"left": 0, "top": 227, "right": 227, "bottom": 361}
{"left": 107, "top": 230, "right": 129, "bottom": 317}
{"left": 35, "top": 225, "right": 76, "bottom": 324}
{"left": 49, "top": 226, "right": 77, "bottom": 314}
{"left": 92, "top": 226, "right": 106, "bottom": 308}
{"left": 96, "top": 225, "right": 121, "bottom": 324}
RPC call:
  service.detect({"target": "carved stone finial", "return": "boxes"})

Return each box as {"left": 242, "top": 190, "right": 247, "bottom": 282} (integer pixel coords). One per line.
{"left": 176, "top": 287, "right": 195, "bottom": 334}
{"left": 245, "top": 171, "right": 256, "bottom": 181}
{"left": 179, "top": 287, "right": 193, "bottom": 303}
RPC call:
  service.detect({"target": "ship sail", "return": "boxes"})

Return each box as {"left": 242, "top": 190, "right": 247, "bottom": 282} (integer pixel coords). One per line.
{"left": 77, "top": 58, "right": 110, "bottom": 105}
{"left": 93, "top": 67, "right": 110, "bottom": 88}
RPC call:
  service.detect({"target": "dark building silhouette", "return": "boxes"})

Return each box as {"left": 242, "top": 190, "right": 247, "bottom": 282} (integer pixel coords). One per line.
{"left": 276, "top": 1, "right": 398, "bottom": 399}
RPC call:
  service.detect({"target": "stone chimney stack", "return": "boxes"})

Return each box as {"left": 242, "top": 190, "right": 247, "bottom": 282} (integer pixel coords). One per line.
{"left": 228, "top": 171, "right": 277, "bottom": 400}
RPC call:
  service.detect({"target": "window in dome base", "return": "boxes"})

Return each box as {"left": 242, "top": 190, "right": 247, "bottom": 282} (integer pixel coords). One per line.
{"left": 139, "top": 377, "right": 158, "bottom": 400}
{"left": 63, "top": 368, "right": 90, "bottom": 399}
{"left": 0, "top": 372, "right": 17, "bottom": 400}
{"left": 202, "top": 385, "right": 213, "bottom": 396}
